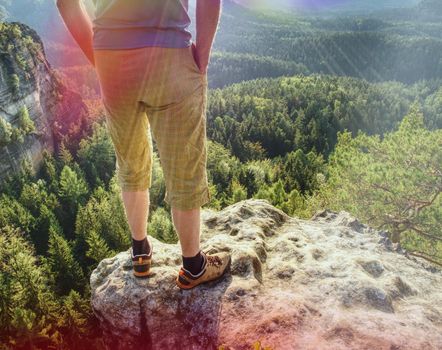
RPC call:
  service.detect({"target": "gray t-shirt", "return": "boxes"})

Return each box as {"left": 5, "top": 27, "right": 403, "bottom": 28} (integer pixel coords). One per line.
{"left": 91, "top": 0, "right": 192, "bottom": 49}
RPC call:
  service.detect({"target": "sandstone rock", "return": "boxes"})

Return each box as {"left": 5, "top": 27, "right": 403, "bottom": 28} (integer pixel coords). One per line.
{"left": 0, "top": 22, "right": 89, "bottom": 181}
{"left": 90, "top": 199, "right": 442, "bottom": 350}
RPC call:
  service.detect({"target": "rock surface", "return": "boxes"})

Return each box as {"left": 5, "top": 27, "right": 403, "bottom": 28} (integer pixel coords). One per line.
{"left": 90, "top": 199, "right": 442, "bottom": 350}
{"left": 0, "top": 22, "right": 89, "bottom": 180}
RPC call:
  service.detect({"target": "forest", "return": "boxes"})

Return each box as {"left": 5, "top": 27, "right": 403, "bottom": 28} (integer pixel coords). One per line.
{"left": 0, "top": 0, "right": 441, "bottom": 349}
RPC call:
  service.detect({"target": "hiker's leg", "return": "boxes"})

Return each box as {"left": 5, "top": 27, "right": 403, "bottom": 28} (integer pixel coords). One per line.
{"left": 145, "top": 46, "right": 210, "bottom": 254}
{"left": 122, "top": 190, "right": 150, "bottom": 240}
{"left": 93, "top": 48, "right": 154, "bottom": 242}
{"left": 171, "top": 207, "right": 200, "bottom": 257}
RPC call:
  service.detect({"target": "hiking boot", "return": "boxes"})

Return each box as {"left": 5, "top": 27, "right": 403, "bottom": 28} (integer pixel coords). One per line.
{"left": 175, "top": 250, "right": 231, "bottom": 289}
{"left": 131, "top": 241, "right": 153, "bottom": 278}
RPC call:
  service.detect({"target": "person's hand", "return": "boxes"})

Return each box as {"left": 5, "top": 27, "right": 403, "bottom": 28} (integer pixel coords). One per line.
{"left": 191, "top": 42, "right": 209, "bottom": 75}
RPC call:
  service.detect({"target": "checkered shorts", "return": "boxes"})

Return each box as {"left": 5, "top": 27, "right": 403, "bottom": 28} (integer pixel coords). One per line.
{"left": 93, "top": 45, "right": 210, "bottom": 210}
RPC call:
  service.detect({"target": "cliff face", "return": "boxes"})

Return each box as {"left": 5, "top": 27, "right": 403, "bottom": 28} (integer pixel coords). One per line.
{"left": 0, "top": 22, "right": 89, "bottom": 180}
{"left": 90, "top": 199, "right": 442, "bottom": 350}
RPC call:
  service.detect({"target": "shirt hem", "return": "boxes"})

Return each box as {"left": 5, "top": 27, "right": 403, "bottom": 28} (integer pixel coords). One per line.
{"left": 92, "top": 28, "right": 193, "bottom": 50}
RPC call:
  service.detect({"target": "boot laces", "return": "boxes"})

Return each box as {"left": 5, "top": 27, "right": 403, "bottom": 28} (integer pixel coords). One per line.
{"left": 202, "top": 251, "right": 223, "bottom": 268}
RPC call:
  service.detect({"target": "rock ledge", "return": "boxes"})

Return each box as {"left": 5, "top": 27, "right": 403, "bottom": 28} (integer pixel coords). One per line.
{"left": 90, "top": 199, "right": 442, "bottom": 350}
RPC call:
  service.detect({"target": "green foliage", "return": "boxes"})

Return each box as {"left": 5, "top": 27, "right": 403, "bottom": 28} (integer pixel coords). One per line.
{"left": 0, "top": 225, "right": 60, "bottom": 349}
{"left": 207, "top": 140, "right": 243, "bottom": 205}
{"left": 18, "top": 179, "right": 61, "bottom": 254}
{"left": 0, "top": 157, "right": 36, "bottom": 198}
{"left": 58, "top": 289, "right": 93, "bottom": 347}
{"left": 0, "top": 105, "right": 35, "bottom": 146}
{"left": 282, "top": 149, "right": 326, "bottom": 195}
{"left": 227, "top": 178, "right": 248, "bottom": 205}
{"left": 148, "top": 207, "right": 177, "bottom": 244}
{"left": 77, "top": 121, "right": 115, "bottom": 189}
{"left": 0, "top": 193, "right": 35, "bottom": 235}
{"left": 15, "top": 52, "right": 26, "bottom": 71}
{"left": 316, "top": 104, "right": 442, "bottom": 264}
{"left": 0, "top": 117, "right": 13, "bottom": 146}
{"left": 208, "top": 75, "right": 431, "bottom": 164}
{"left": 58, "top": 165, "right": 89, "bottom": 212}
{"left": 75, "top": 185, "right": 130, "bottom": 269}
{"left": 58, "top": 141, "right": 74, "bottom": 166}
{"left": 423, "top": 86, "right": 442, "bottom": 129}
{"left": 47, "top": 231, "right": 86, "bottom": 295}
{"left": 216, "top": 3, "right": 442, "bottom": 84}
{"left": 238, "top": 159, "right": 274, "bottom": 197}
{"left": 85, "top": 229, "right": 115, "bottom": 264}
{"left": 207, "top": 182, "right": 223, "bottom": 210}
{"left": 10, "top": 23, "right": 21, "bottom": 37}
{"left": 17, "top": 105, "right": 35, "bottom": 134}
{"left": 8, "top": 73, "right": 19, "bottom": 94}
{"left": 148, "top": 151, "right": 166, "bottom": 210}
{"left": 19, "top": 179, "right": 58, "bottom": 216}
{"left": 37, "top": 150, "right": 60, "bottom": 194}
{"left": 208, "top": 51, "right": 308, "bottom": 88}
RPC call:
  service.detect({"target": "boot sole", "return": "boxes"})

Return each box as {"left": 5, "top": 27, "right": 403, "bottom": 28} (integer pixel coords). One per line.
{"left": 133, "top": 269, "right": 153, "bottom": 278}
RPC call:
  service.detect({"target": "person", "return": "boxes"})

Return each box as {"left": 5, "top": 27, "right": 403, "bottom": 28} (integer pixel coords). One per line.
{"left": 56, "top": 0, "right": 231, "bottom": 289}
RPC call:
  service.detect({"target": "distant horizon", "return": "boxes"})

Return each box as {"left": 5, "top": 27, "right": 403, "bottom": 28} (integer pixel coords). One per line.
{"left": 229, "top": 0, "right": 421, "bottom": 11}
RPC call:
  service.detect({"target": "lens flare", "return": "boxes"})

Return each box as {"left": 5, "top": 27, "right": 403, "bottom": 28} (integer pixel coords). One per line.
{"left": 235, "top": 0, "right": 349, "bottom": 10}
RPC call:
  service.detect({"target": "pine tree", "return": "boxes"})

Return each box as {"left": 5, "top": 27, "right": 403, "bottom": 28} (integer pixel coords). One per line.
{"left": 77, "top": 120, "right": 115, "bottom": 189}
{"left": 47, "top": 231, "right": 86, "bottom": 295}
{"left": 58, "top": 141, "right": 74, "bottom": 166}
{"left": 58, "top": 164, "right": 89, "bottom": 216}
{"left": 318, "top": 103, "right": 442, "bottom": 265}
{"left": 85, "top": 229, "right": 115, "bottom": 263}
{"left": 228, "top": 178, "right": 248, "bottom": 205}
{"left": 75, "top": 186, "right": 130, "bottom": 268}
{"left": 17, "top": 105, "right": 35, "bottom": 134}
{"left": 149, "top": 207, "right": 177, "bottom": 244}
{"left": 0, "top": 225, "right": 60, "bottom": 349}
{"left": 0, "top": 117, "right": 13, "bottom": 146}
{"left": 59, "top": 290, "right": 93, "bottom": 350}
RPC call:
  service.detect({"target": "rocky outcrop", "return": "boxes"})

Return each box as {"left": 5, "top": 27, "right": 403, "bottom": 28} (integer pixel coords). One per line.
{"left": 0, "top": 22, "right": 89, "bottom": 181}
{"left": 90, "top": 199, "right": 442, "bottom": 350}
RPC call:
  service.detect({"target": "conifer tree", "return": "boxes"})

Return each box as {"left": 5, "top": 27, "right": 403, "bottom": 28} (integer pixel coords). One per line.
{"left": 149, "top": 207, "right": 177, "bottom": 244}
{"left": 47, "top": 231, "right": 86, "bottom": 295}
{"left": 85, "top": 229, "right": 115, "bottom": 264}
{"left": 318, "top": 103, "right": 442, "bottom": 265}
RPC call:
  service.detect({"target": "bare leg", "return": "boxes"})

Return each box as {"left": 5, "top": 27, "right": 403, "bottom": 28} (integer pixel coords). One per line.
{"left": 171, "top": 207, "right": 201, "bottom": 257}
{"left": 121, "top": 190, "right": 150, "bottom": 240}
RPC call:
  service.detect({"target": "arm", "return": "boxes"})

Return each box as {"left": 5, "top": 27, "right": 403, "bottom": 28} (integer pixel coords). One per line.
{"left": 193, "top": 0, "right": 222, "bottom": 74}
{"left": 56, "top": 0, "right": 95, "bottom": 67}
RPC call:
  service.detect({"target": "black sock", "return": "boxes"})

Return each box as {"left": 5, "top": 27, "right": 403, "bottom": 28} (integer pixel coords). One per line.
{"left": 132, "top": 236, "right": 151, "bottom": 256}
{"left": 182, "top": 250, "right": 206, "bottom": 275}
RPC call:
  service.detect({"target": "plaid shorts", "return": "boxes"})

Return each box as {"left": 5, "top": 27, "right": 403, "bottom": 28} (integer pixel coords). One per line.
{"left": 93, "top": 45, "right": 210, "bottom": 210}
